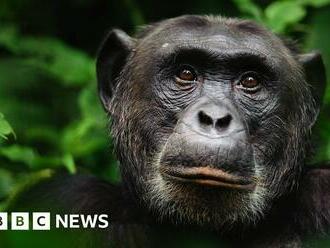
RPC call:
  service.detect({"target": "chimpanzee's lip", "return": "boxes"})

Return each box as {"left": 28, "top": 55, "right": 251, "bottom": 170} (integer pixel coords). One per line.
{"left": 160, "top": 166, "right": 255, "bottom": 190}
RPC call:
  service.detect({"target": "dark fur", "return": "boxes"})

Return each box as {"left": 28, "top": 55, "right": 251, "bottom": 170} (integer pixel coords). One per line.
{"left": 13, "top": 15, "right": 328, "bottom": 247}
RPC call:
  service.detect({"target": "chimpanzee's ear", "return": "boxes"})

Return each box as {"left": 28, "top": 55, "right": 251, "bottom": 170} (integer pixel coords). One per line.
{"left": 298, "top": 52, "right": 326, "bottom": 108}
{"left": 96, "top": 29, "right": 135, "bottom": 110}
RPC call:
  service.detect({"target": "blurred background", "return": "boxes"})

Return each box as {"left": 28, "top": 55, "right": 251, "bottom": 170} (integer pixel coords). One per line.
{"left": 0, "top": 0, "right": 330, "bottom": 247}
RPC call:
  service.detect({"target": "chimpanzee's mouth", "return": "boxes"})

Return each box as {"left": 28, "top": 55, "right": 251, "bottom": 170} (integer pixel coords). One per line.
{"left": 160, "top": 166, "right": 256, "bottom": 190}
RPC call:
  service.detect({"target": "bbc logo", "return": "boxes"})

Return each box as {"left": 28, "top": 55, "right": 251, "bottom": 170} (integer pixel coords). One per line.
{"left": 0, "top": 212, "right": 50, "bottom": 230}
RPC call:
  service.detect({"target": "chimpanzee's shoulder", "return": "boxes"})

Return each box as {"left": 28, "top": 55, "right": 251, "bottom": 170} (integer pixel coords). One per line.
{"left": 294, "top": 163, "right": 330, "bottom": 235}
{"left": 8, "top": 173, "right": 137, "bottom": 221}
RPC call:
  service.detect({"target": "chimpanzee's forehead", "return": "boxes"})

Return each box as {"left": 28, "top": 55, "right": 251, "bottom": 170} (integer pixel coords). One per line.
{"left": 138, "top": 17, "right": 286, "bottom": 60}
{"left": 156, "top": 31, "right": 271, "bottom": 55}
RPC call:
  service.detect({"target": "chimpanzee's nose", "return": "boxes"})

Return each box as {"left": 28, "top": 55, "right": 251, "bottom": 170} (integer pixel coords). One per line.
{"left": 198, "top": 109, "right": 232, "bottom": 131}
{"left": 180, "top": 98, "right": 243, "bottom": 138}
{"left": 194, "top": 103, "right": 233, "bottom": 135}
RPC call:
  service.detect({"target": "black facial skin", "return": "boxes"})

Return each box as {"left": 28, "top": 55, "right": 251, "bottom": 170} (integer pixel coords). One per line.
{"left": 12, "top": 15, "right": 329, "bottom": 247}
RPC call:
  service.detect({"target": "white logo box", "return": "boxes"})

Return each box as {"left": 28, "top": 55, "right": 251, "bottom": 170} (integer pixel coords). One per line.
{"left": 0, "top": 212, "right": 50, "bottom": 230}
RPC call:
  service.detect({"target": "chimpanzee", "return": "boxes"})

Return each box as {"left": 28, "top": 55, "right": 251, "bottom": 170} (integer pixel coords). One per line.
{"left": 13, "top": 15, "right": 329, "bottom": 247}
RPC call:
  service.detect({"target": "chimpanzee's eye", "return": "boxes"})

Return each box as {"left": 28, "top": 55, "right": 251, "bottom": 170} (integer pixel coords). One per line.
{"left": 237, "top": 72, "right": 262, "bottom": 93}
{"left": 175, "top": 65, "right": 198, "bottom": 86}
{"left": 241, "top": 76, "right": 258, "bottom": 88}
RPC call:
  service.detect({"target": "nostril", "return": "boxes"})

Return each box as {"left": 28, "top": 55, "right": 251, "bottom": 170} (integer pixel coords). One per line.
{"left": 215, "top": 114, "right": 232, "bottom": 130}
{"left": 198, "top": 111, "right": 213, "bottom": 126}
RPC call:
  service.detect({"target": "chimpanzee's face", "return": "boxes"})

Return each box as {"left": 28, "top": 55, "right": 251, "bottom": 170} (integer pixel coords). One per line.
{"left": 98, "top": 16, "right": 319, "bottom": 228}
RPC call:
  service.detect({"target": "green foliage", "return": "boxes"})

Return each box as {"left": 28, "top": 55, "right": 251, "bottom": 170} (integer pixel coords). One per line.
{"left": 234, "top": 0, "right": 330, "bottom": 33}
{"left": 0, "top": 168, "right": 13, "bottom": 203}
{"left": 0, "top": 113, "right": 15, "bottom": 140}
{"left": 232, "top": 0, "right": 264, "bottom": 22}
{"left": 265, "top": 1, "right": 307, "bottom": 32}
{"left": 0, "top": 145, "right": 76, "bottom": 172}
{"left": 0, "top": 0, "right": 330, "bottom": 246}
{"left": 0, "top": 23, "right": 115, "bottom": 209}
{"left": 0, "top": 25, "right": 94, "bottom": 86}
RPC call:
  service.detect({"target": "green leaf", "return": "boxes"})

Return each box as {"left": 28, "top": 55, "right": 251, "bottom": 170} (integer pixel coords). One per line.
{"left": 61, "top": 153, "right": 76, "bottom": 174}
{"left": 265, "top": 1, "right": 306, "bottom": 33}
{"left": 0, "top": 168, "right": 14, "bottom": 200}
{"left": 21, "top": 38, "right": 95, "bottom": 86}
{"left": 0, "top": 25, "right": 18, "bottom": 52}
{"left": 0, "top": 145, "right": 76, "bottom": 173}
{"left": 0, "top": 145, "right": 35, "bottom": 166}
{"left": 78, "top": 84, "right": 104, "bottom": 120}
{"left": 0, "top": 25, "right": 95, "bottom": 86}
{"left": 232, "top": 0, "right": 264, "bottom": 22}
{"left": 299, "top": 0, "right": 330, "bottom": 7}
{"left": 0, "top": 113, "right": 15, "bottom": 140}
{"left": 61, "top": 118, "right": 107, "bottom": 157}
{"left": 32, "top": 154, "right": 76, "bottom": 173}
{"left": 60, "top": 83, "right": 107, "bottom": 157}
